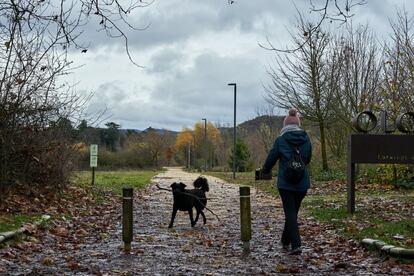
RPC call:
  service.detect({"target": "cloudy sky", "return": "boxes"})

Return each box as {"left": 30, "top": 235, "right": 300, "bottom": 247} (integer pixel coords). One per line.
{"left": 68, "top": 0, "right": 414, "bottom": 131}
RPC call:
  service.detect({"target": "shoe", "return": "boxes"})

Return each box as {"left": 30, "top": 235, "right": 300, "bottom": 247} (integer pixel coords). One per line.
{"left": 289, "top": 247, "right": 302, "bottom": 255}
{"left": 281, "top": 241, "right": 290, "bottom": 250}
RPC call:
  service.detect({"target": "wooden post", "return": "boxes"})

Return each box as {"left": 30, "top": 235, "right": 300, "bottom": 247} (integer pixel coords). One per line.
{"left": 91, "top": 167, "right": 95, "bottom": 185}
{"left": 347, "top": 137, "right": 355, "bottom": 213}
{"left": 122, "top": 187, "right": 133, "bottom": 252}
{"left": 240, "top": 186, "right": 251, "bottom": 250}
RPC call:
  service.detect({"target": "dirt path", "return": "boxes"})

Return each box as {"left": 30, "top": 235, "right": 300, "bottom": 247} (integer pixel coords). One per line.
{"left": 1, "top": 167, "right": 412, "bottom": 275}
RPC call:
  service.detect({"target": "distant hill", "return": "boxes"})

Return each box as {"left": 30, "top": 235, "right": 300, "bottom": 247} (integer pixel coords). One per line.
{"left": 238, "top": 115, "right": 284, "bottom": 133}
{"left": 142, "top": 127, "right": 178, "bottom": 135}
{"left": 118, "top": 127, "right": 178, "bottom": 136}
{"left": 218, "top": 115, "right": 284, "bottom": 134}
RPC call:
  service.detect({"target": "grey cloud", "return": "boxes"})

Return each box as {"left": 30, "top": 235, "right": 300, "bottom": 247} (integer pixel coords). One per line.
{"left": 74, "top": 0, "right": 304, "bottom": 51}
{"left": 85, "top": 51, "right": 267, "bottom": 130}
{"left": 148, "top": 48, "right": 184, "bottom": 73}
{"left": 76, "top": 0, "right": 414, "bottom": 131}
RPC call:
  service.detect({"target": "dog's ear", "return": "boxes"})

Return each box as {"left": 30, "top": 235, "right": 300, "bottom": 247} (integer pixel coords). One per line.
{"left": 170, "top": 182, "right": 177, "bottom": 188}
{"left": 179, "top": 182, "right": 186, "bottom": 188}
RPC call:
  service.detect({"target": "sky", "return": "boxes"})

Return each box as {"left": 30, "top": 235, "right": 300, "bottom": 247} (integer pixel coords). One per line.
{"left": 67, "top": 0, "right": 414, "bottom": 131}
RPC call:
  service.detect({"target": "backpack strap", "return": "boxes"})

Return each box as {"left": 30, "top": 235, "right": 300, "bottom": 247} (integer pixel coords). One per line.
{"left": 282, "top": 136, "right": 303, "bottom": 162}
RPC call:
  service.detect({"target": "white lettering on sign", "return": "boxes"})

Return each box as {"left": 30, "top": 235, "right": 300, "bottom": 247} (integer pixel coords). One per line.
{"left": 90, "top": 144, "right": 98, "bottom": 167}
{"left": 90, "top": 144, "right": 98, "bottom": 156}
{"left": 90, "top": 155, "right": 98, "bottom": 167}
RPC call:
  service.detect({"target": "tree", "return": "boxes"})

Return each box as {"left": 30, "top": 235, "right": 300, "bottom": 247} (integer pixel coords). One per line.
{"left": 259, "top": 0, "right": 366, "bottom": 53}
{"left": 143, "top": 129, "right": 170, "bottom": 168}
{"left": 325, "top": 24, "right": 382, "bottom": 158}
{"left": 193, "top": 121, "right": 222, "bottom": 169}
{"left": 331, "top": 24, "right": 383, "bottom": 127}
{"left": 78, "top": 120, "right": 88, "bottom": 133}
{"left": 228, "top": 138, "right": 252, "bottom": 172}
{"left": 175, "top": 127, "right": 194, "bottom": 167}
{"left": 382, "top": 10, "right": 414, "bottom": 119}
{"left": 0, "top": 0, "right": 149, "bottom": 65}
{"left": 102, "top": 122, "right": 121, "bottom": 152}
{"left": 265, "top": 19, "right": 333, "bottom": 171}
{"left": 254, "top": 105, "right": 280, "bottom": 153}
{"left": 0, "top": 0, "right": 149, "bottom": 193}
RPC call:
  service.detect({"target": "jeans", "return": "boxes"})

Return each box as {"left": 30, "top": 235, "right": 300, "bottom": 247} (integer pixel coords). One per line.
{"left": 278, "top": 188, "right": 307, "bottom": 249}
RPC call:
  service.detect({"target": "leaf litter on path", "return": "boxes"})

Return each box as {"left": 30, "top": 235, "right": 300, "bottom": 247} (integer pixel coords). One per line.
{"left": 1, "top": 167, "right": 413, "bottom": 274}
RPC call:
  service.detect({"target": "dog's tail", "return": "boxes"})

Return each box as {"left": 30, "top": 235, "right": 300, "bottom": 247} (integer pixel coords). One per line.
{"left": 193, "top": 176, "right": 209, "bottom": 192}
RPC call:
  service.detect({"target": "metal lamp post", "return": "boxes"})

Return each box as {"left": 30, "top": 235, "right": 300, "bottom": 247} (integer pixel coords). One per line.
{"left": 228, "top": 83, "right": 237, "bottom": 179}
{"left": 202, "top": 118, "right": 207, "bottom": 171}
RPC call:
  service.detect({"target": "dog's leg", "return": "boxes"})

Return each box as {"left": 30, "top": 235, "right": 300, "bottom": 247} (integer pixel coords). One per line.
{"left": 188, "top": 209, "right": 195, "bottom": 227}
{"left": 168, "top": 207, "right": 178, "bottom": 228}
{"left": 194, "top": 208, "right": 200, "bottom": 224}
{"left": 200, "top": 210, "right": 207, "bottom": 224}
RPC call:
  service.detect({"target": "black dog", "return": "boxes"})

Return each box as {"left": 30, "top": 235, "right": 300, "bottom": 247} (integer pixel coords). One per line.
{"left": 168, "top": 176, "right": 209, "bottom": 228}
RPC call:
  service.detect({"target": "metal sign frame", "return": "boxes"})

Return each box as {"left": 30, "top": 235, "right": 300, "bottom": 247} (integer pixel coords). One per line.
{"left": 347, "top": 111, "right": 414, "bottom": 213}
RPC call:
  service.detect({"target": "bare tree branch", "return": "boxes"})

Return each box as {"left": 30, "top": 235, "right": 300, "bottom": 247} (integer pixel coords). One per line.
{"left": 259, "top": 0, "right": 366, "bottom": 53}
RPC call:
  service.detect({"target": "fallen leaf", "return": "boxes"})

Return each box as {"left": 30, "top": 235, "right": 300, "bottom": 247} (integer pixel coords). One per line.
{"left": 76, "top": 229, "right": 88, "bottom": 236}
{"left": 53, "top": 227, "right": 69, "bottom": 237}
{"left": 67, "top": 261, "right": 80, "bottom": 270}
{"left": 41, "top": 257, "right": 54, "bottom": 265}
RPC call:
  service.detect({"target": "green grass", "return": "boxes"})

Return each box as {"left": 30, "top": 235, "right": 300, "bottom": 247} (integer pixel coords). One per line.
{"left": 205, "top": 171, "right": 279, "bottom": 196}
{"left": 72, "top": 170, "right": 161, "bottom": 195}
{"left": 301, "top": 190, "right": 414, "bottom": 249}
{"left": 0, "top": 214, "right": 40, "bottom": 233}
{"left": 306, "top": 206, "right": 414, "bottom": 249}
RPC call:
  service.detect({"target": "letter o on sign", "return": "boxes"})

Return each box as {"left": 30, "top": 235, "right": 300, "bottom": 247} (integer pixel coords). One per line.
{"left": 396, "top": 112, "right": 414, "bottom": 133}
{"left": 352, "top": 111, "right": 377, "bottom": 133}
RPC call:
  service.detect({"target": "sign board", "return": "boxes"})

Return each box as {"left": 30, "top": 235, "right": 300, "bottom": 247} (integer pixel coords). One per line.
{"left": 90, "top": 155, "right": 98, "bottom": 167}
{"left": 90, "top": 144, "right": 98, "bottom": 168}
{"left": 90, "top": 144, "right": 98, "bottom": 156}
{"left": 350, "top": 134, "right": 414, "bottom": 164}
{"left": 347, "top": 111, "right": 414, "bottom": 213}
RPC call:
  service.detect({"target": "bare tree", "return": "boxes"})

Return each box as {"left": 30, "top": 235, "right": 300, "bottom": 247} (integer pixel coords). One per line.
{"left": 0, "top": 0, "right": 149, "bottom": 194}
{"left": 330, "top": 24, "right": 383, "bottom": 127}
{"left": 254, "top": 104, "right": 280, "bottom": 153}
{"left": 260, "top": 0, "right": 366, "bottom": 53}
{"left": 382, "top": 10, "right": 414, "bottom": 119}
{"left": 265, "top": 19, "right": 334, "bottom": 171}
{"left": 0, "top": 0, "right": 150, "bottom": 65}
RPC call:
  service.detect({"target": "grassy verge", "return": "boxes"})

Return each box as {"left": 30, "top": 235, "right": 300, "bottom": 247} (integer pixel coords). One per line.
{"left": 0, "top": 214, "right": 41, "bottom": 233}
{"left": 205, "top": 171, "right": 279, "bottom": 197}
{"left": 0, "top": 170, "right": 161, "bottom": 236}
{"left": 205, "top": 171, "right": 414, "bottom": 249}
{"left": 71, "top": 170, "right": 161, "bottom": 202}
{"left": 303, "top": 191, "right": 414, "bottom": 249}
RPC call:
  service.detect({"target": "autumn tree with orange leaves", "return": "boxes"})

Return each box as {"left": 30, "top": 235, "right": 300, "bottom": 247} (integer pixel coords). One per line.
{"left": 175, "top": 122, "right": 222, "bottom": 169}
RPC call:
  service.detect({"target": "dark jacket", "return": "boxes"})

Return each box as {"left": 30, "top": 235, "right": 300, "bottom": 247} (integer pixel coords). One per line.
{"left": 263, "top": 130, "right": 312, "bottom": 191}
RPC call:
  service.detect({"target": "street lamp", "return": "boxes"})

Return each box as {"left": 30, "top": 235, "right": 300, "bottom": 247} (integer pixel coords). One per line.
{"left": 202, "top": 118, "right": 207, "bottom": 171}
{"left": 228, "top": 83, "right": 237, "bottom": 179}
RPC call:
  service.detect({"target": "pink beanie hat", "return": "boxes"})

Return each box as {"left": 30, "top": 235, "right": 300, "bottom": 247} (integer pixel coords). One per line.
{"left": 283, "top": 108, "right": 301, "bottom": 126}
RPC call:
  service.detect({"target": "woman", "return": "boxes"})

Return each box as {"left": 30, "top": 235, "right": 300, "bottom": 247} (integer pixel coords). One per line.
{"left": 262, "top": 108, "right": 312, "bottom": 255}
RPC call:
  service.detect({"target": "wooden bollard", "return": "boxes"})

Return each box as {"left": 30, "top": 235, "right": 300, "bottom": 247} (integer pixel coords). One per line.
{"left": 122, "top": 187, "right": 133, "bottom": 252}
{"left": 91, "top": 167, "right": 95, "bottom": 185}
{"left": 240, "top": 186, "right": 251, "bottom": 250}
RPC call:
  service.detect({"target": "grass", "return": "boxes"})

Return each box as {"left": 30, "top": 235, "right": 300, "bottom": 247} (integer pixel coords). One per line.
{"left": 306, "top": 205, "right": 414, "bottom": 249}
{"left": 1, "top": 170, "right": 161, "bottom": 236}
{"left": 72, "top": 170, "right": 161, "bottom": 195}
{"left": 206, "top": 170, "right": 414, "bottom": 249}
{"left": 205, "top": 171, "right": 279, "bottom": 197}
{"left": 0, "top": 214, "right": 40, "bottom": 233}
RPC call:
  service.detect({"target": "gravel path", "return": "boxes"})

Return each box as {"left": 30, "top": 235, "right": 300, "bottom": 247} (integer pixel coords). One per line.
{"left": 1, "top": 167, "right": 412, "bottom": 275}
